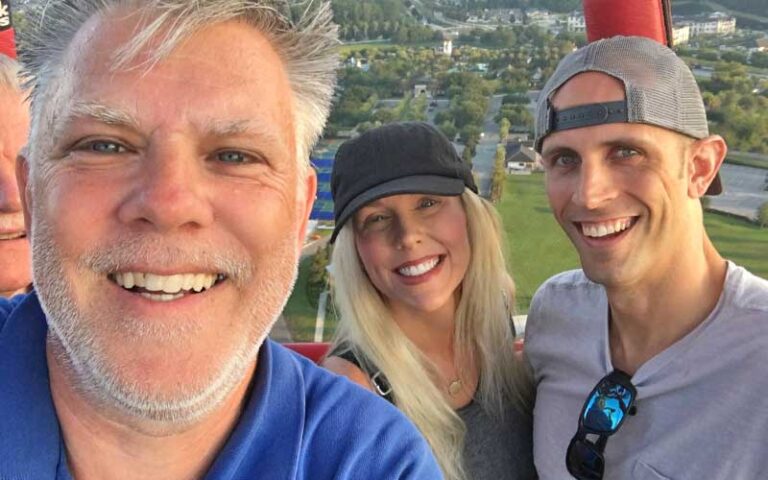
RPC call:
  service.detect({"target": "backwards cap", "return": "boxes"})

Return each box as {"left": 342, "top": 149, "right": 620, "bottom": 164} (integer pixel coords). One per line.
{"left": 534, "top": 35, "right": 720, "bottom": 195}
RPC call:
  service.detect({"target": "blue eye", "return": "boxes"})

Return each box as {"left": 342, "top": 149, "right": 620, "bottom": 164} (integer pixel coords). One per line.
{"left": 217, "top": 151, "right": 250, "bottom": 164}
{"left": 614, "top": 147, "right": 641, "bottom": 159}
{"left": 83, "top": 140, "right": 128, "bottom": 154}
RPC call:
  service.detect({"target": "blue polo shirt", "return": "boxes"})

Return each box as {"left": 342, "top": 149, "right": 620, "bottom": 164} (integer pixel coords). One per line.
{"left": 0, "top": 293, "right": 443, "bottom": 479}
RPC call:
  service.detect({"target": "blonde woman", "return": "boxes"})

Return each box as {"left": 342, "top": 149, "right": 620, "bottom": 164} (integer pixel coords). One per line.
{"left": 322, "top": 122, "right": 536, "bottom": 480}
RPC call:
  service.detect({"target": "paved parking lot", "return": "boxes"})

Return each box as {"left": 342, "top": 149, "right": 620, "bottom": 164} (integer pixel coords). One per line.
{"left": 709, "top": 164, "right": 768, "bottom": 220}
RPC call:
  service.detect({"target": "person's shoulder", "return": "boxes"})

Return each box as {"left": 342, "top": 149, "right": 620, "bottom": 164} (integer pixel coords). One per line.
{"left": 537, "top": 269, "right": 594, "bottom": 292}
{"left": 725, "top": 262, "right": 768, "bottom": 314}
{"left": 271, "top": 343, "right": 443, "bottom": 479}
{"left": 529, "top": 269, "right": 599, "bottom": 312}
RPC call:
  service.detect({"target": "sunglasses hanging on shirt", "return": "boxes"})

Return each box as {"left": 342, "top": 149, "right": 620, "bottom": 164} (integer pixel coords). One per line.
{"left": 566, "top": 369, "right": 638, "bottom": 480}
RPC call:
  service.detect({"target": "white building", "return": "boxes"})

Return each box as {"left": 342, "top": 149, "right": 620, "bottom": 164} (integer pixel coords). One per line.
{"left": 526, "top": 9, "right": 551, "bottom": 27}
{"left": 566, "top": 12, "right": 586, "bottom": 33}
{"left": 672, "top": 25, "right": 691, "bottom": 45}
{"left": 441, "top": 39, "right": 452, "bottom": 56}
{"left": 676, "top": 13, "right": 736, "bottom": 38}
{"left": 413, "top": 84, "right": 430, "bottom": 97}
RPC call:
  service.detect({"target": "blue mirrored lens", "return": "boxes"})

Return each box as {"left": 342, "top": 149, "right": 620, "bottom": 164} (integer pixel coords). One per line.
{"left": 581, "top": 380, "right": 634, "bottom": 432}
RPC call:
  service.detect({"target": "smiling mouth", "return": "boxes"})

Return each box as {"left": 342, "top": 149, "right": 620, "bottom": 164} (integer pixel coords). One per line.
{"left": 0, "top": 232, "right": 26, "bottom": 241}
{"left": 109, "top": 272, "right": 227, "bottom": 301}
{"left": 577, "top": 217, "right": 637, "bottom": 240}
{"left": 395, "top": 256, "right": 443, "bottom": 277}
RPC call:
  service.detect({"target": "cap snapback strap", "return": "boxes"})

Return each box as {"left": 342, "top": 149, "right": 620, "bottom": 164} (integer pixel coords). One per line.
{"left": 549, "top": 100, "right": 628, "bottom": 133}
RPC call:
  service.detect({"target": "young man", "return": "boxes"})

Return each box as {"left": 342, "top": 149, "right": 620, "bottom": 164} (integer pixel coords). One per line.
{"left": 0, "top": 54, "right": 31, "bottom": 297}
{"left": 526, "top": 36, "right": 768, "bottom": 479}
{"left": 0, "top": 1, "right": 441, "bottom": 478}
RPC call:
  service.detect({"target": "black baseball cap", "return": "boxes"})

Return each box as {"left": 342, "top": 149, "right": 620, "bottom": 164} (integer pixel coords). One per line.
{"left": 330, "top": 121, "right": 477, "bottom": 243}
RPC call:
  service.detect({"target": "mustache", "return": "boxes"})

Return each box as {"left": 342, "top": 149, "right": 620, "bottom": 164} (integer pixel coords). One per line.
{"left": 0, "top": 213, "right": 26, "bottom": 231}
{"left": 78, "top": 234, "right": 252, "bottom": 283}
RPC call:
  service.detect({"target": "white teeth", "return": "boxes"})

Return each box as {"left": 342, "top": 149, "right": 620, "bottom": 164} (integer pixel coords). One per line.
{"left": 140, "top": 292, "right": 184, "bottom": 302}
{"left": 398, "top": 257, "right": 440, "bottom": 277}
{"left": 162, "top": 274, "right": 183, "bottom": 294}
{"left": 582, "top": 219, "right": 633, "bottom": 238}
{"left": 144, "top": 274, "right": 164, "bottom": 292}
{"left": 192, "top": 273, "right": 215, "bottom": 292}
{"left": 182, "top": 274, "right": 195, "bottom": 291}
{"left": 113, "top": 271, "right": 219, "bottom": 295}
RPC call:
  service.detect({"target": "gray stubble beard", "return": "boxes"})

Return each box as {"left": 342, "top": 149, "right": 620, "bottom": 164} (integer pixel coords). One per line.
{"left": 31, "top": 212, "right": 301, "bottom": 430}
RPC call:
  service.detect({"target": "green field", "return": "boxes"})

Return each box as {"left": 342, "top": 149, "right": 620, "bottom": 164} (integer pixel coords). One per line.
{"left": 496, "top": 174, "right": 580, "bottom": 313}
{"left": 282, "top": 173, "right": 768, "bottom": 340}
{"left": 704, "top": 211, "right": 768, "bottom": 279}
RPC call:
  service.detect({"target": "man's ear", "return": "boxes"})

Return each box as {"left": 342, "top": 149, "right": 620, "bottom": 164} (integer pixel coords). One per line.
{"left": 16, "top": 153, "right": 32, "bottom": 232}
{"left": 296, "top": 167, "right": 318, "bottom": 252}
{"left": 687, "top": 135, "right": 727, "bottom": 198}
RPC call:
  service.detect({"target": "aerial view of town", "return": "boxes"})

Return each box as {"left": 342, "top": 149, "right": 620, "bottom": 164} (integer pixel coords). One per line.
{"left": 267, "top": 0, "right": 768, "bottom": 342}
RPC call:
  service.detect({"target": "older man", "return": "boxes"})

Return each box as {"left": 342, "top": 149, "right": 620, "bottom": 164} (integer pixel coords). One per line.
{"left": 525, "top": 36, "right": 768, "bottom": 479}
{"left": 0, "top": 1, "right": 441, "bottom": 478}
{"left": 0, "top": 54, "right": 30, "bottom": 298}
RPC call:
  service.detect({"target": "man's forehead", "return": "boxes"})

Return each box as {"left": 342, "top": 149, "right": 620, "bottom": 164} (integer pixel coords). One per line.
{"left": 53, "top": 13, "right": 293, "bottom": 138}
{"left": 64, "top": 8, "right": 285, "bottom": 84}
{"left": 551, "top": 72, "right": 626, "bottom": 110}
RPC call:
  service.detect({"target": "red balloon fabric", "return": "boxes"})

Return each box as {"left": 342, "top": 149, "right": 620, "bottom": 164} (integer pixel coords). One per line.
{"left": 583, "top": 0, "right": 672, "bottom": 46}
{"left": 0, "top": 0, "right": 16, "bottom": 59}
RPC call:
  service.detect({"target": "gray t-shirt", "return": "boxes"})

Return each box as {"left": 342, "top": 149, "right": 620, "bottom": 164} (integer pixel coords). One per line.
{"left": 525, "top": 262, "right": 768, "bottom": 480}
{"left": 459, "top": 398, "right": 536, "bottom": 480}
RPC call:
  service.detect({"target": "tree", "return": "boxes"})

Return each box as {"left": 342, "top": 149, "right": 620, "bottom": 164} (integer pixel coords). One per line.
{"left": 461, "top": 144, "right": 474, "bottom": 168}
{"left": 759, "top": 201, "right": 768, "bottom": 228}
{"left": 499, "top": 117, "right": 511, "bottom": 143}
{"left": 460, "top": 125, "right": 482, "bottom": 149}
{"left": 306, "top": 245, "right": 331, "bottom": 308}
{"left": 438, "top": 121, "right": 458, "bottom": 142}
{"left": 490, "top": 145, "right": 506, "bottom": 203}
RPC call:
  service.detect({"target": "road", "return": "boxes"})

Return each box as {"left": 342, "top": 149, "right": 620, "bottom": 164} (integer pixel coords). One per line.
{"left": 472, "top": 94, "right": 505, "bottom": 197}
{"left": 709, "top": 163, "right": 768, "bottom": 220}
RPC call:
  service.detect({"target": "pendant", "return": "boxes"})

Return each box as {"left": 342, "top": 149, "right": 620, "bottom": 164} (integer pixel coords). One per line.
{"left": 448, "top": 379, "right": 463, "bottom": 396}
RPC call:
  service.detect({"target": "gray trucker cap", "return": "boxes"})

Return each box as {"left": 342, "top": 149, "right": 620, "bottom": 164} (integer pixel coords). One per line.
{"left": 534, "top": 36, "right": 721, "bottom": 195}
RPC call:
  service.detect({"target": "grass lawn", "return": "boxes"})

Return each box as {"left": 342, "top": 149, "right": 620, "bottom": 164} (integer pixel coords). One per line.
{"left": 496, "top": 174, "right": 580, "bottom": 314}
{"left": 339, "top": 41, "right": 392, "bottom": 56}
{"left": 705, "top": 211, "right": 768, "bottom": 279}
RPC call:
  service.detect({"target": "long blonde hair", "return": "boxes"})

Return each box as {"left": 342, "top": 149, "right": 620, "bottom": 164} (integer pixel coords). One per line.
{"left": 330, "top": 189, "right": 532, "bottom": 480}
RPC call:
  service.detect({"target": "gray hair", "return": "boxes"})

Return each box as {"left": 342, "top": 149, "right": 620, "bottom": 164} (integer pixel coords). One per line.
{"left": 0, "top": 54, "right": 22, "bottom": 91}
{"left": 19, "top": 0, "right": 339, "bottom": 170}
